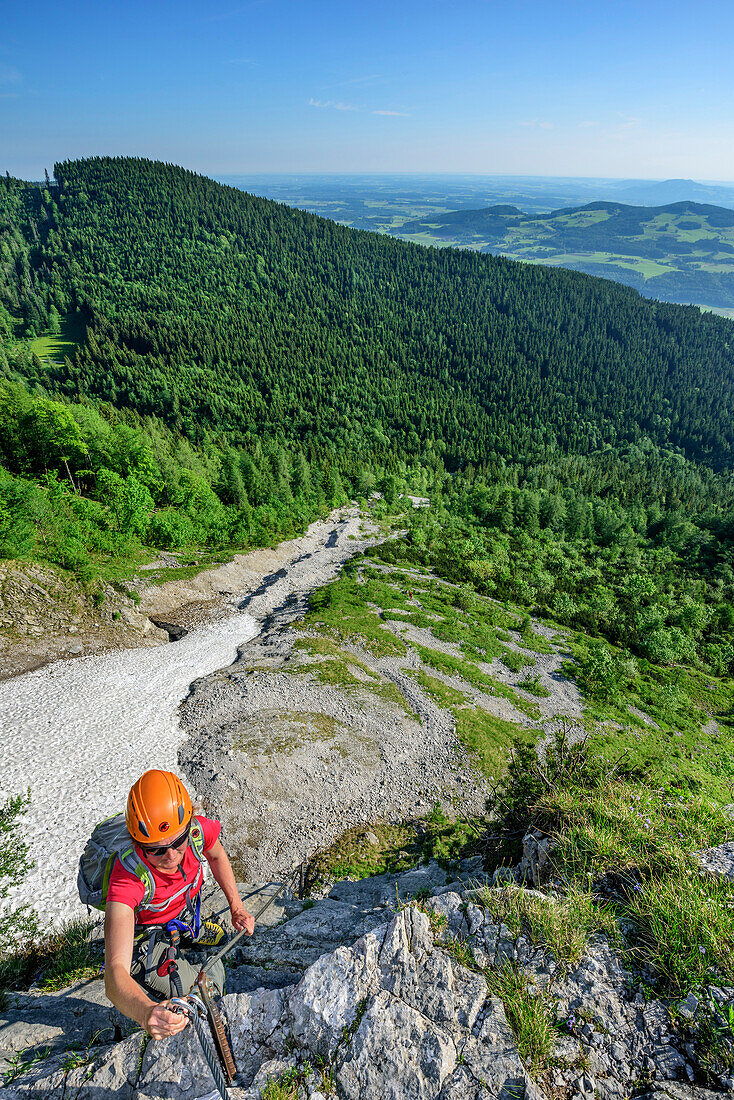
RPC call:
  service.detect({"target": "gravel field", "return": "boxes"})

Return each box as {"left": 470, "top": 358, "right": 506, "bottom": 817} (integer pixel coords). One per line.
{"left": 178, "top": 565, "right": 583, "bottom": 886}
{"left": 179, "top": 623, "right": 486, "bottom": 884}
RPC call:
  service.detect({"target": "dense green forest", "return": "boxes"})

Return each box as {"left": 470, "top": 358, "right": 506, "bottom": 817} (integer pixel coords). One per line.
{"left": 378, "top": 463, "right": 734, "bottom": 676}
{"left": 3, "top": 158, "right": 734, "bottom": 469}
{"left": 0, "top": 377, "right": 364, "bottom": 579}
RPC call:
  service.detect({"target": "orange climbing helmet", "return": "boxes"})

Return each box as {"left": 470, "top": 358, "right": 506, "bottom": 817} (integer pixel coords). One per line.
{"left": 125, "top": 769, "right": 193, "bottom": 845}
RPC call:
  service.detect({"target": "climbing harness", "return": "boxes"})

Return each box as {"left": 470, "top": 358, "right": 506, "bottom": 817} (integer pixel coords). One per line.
{"left": 138, "top": 888, "right": 203, "bottom": 996}
{"left": 153, "top": 924, "right": 184, "bottom": 998}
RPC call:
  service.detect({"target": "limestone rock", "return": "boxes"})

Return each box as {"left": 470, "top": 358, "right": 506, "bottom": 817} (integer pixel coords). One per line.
{"left": 0, "top": 1050, "right": 69, "bottom": 1099}
{"left": 458, "top": 996, "right": 526, "bottom": 1093}
{"left": 517, "top": 829, "right": 556, "bottom": 887}
{"left": 3, "top": 868, "right": 705, "bottom": 1100}
{"left": 135, "top": 1023, "right": 216, "bottom": 1100}
{"left": 64, "top": 1032, "right": 147, "bottom": 1099}
{"left": 426, "top": 891, "right": 467, "bottom": 937}
{"left": 287, "top": 927, "right": 385, "bottom": 1055}
{"left": 696, "top": 841, "right": 734, "bottom": 882}
{"left": 337, "top": 989, "right": 457, "bottom": 1099}
{"left": 235, "top": 898, "right": 387, "bottom": 971}
{"left": 0, "top": 980, "right": 131, "bottom": 1075}
{"left": 223, "top": 984, "right": 291, "bottom": 1087}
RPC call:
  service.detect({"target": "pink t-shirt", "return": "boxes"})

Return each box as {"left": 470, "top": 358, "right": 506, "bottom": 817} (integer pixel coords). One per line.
{"left": 106, "top": 816, "right": 221, "bottom": 925}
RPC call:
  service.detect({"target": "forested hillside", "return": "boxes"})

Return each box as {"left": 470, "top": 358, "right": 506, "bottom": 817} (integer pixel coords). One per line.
{"left": 4, "top": 158, "right": 734, "bottom": 470}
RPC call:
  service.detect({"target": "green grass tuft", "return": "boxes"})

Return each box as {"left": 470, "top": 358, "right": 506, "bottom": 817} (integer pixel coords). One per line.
{"left": 517, "top": 674, "right": 551, "bottom": 697}
{"left": 472, "top": 883, "right": 618, "bottom": 967}
{"left": 0, "top": 917, "right": 101, "bottom": 998}
{"left": 304, "top": 575, "right": 407, "bottom": 656}
{"left": 485, "top": 962, "right": 555, "bottom": 1073}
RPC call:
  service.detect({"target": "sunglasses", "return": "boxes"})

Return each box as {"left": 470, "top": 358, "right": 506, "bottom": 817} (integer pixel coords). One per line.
{"left": 141, "top": 825, "right": 191, "bottom": 857}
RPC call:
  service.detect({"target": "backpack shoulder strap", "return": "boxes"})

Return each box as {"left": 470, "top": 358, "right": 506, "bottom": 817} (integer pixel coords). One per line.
{"left": 116, "top": 844, "right": 157, "bottom": 908}
{"left": 189, "top": 817, "right": 206, "bottom": 864}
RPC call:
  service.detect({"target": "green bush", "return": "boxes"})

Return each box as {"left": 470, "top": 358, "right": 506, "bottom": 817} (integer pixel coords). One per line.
{"left": 0, "top": 794, "right": 38, "bottom": 955}
{"left": 147, "top": 508, "right": 194, "bottom": 549}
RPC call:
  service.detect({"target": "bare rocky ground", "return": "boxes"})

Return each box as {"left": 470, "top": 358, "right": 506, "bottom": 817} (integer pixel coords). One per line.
{"left": 3, "top": 850, "right": 733, "bottom": 1099}
{"left": 0, "top": 562, "right": 168, "bottom": 681}
{"left": 180, "top": 609, "right": 485, "bottom": 882}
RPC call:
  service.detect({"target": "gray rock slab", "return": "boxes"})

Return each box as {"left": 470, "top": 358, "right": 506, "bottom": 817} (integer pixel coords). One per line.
{"left": 696, "top": 841, "right": 734, "bottom": 882}
{"left": 235, "top": 898, "right": 388, "bottom": 970}
{"left": 426, "top": 892, "right": 467, "bottom": 936}
{"left": 377, "top": 906, "right": 486, "bottom": 1040}
{"left": 200, "top": 878, "right": 293, "bottom": 931}
{"left": 0, "top": 980, "right": 127, "bottom": 1073}
{"left": 224, "top": 986, "right": 290, "bottom": 1086}
{"left": 458, "top": 997, "right": 526, "bottom": 1097}
{"left": 337, "top": 988, "right": 457, "bottom": 1100}
{"left": 288, "top": 926, "right": 386, "bottom": 1056}
{"left": 395, "top": 864, "right": 457, "bottom": 899}
{"left": 64, "top": 1032, "right": 147, "bottom": 1100}
{"left": 326, "top": 863, "right": 479, "bottom": 911}
{"left": 327, "top": 872, "right": 401, "bottom": 909}
{"left": 637, "top": 1086, "right": 728, "bottom": 1100}
{"left": 0, "top": 1050, "right": 69, "bottom": 1098}
{"left": 224, "top": 962, "right": 302, "bottom": 995}
{"left": 439, "top": 1065, "right": 491, "bottom": 1100}
{"left": 135, "top": 1024, "right": 217, "bottom": 1100}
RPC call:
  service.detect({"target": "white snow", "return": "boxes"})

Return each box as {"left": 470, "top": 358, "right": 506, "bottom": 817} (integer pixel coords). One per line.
{"left": 0, "top": 612, "right": 258, "bottom": 928}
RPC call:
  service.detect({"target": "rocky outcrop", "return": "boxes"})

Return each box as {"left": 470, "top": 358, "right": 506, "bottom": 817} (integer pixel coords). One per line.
{"left": 696, "top": 842, "right": 734, "bottom": 882}
{"left": 3, "top": 858, "right": 730, "bottom": 1100}
{"left": 112, "top": 905, "right": 532, "bottom": 1100}
{"left": 0, "top": 561, "right": 168, "bottom": 680}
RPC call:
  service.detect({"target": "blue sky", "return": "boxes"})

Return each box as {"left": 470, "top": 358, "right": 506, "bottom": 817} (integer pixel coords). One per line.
{"left": 2, "top": 0, "right": 733, "bottom": 180}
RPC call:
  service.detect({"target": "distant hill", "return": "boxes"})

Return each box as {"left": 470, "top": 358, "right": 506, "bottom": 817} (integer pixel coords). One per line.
{"left": 222, "top": 175, "right": 734, "bottom": 234}
{"left": 393, "top": 199, "right": 734, "bottom": 310}
{"left": 616, "top": 178, "right": 734, "bottom": 207}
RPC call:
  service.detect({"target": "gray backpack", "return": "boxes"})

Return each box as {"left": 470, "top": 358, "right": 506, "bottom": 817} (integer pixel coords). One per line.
{"left": 77, "top": 813, "right": 206, "bottom": 912}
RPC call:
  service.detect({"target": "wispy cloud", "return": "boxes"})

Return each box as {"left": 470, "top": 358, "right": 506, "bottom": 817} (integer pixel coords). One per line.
{"left": 309, "top": 97, "right": 410, "bottom": 117}
{"left": 0, "top": 92, "right": 19, "bottom": 99}
{"left": 198, "top": 4, "right": 261, "bottom": 22}
{"left": 518, "top": 119, "right": 555, "bottom": 130}
{"left": 578, "top": 120, "right": 600, "bottom": 128}
{"left": 225, "top": 57, "right": 259, "bottom": 66}
{"left": 616, "top": 113, "right": 643, "bottom": 128}
{"left": 324, "top": 73, "right": 383, "bottom": 89}
{"left": 309, "top": 97, "right": 359, "bottom": 111}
